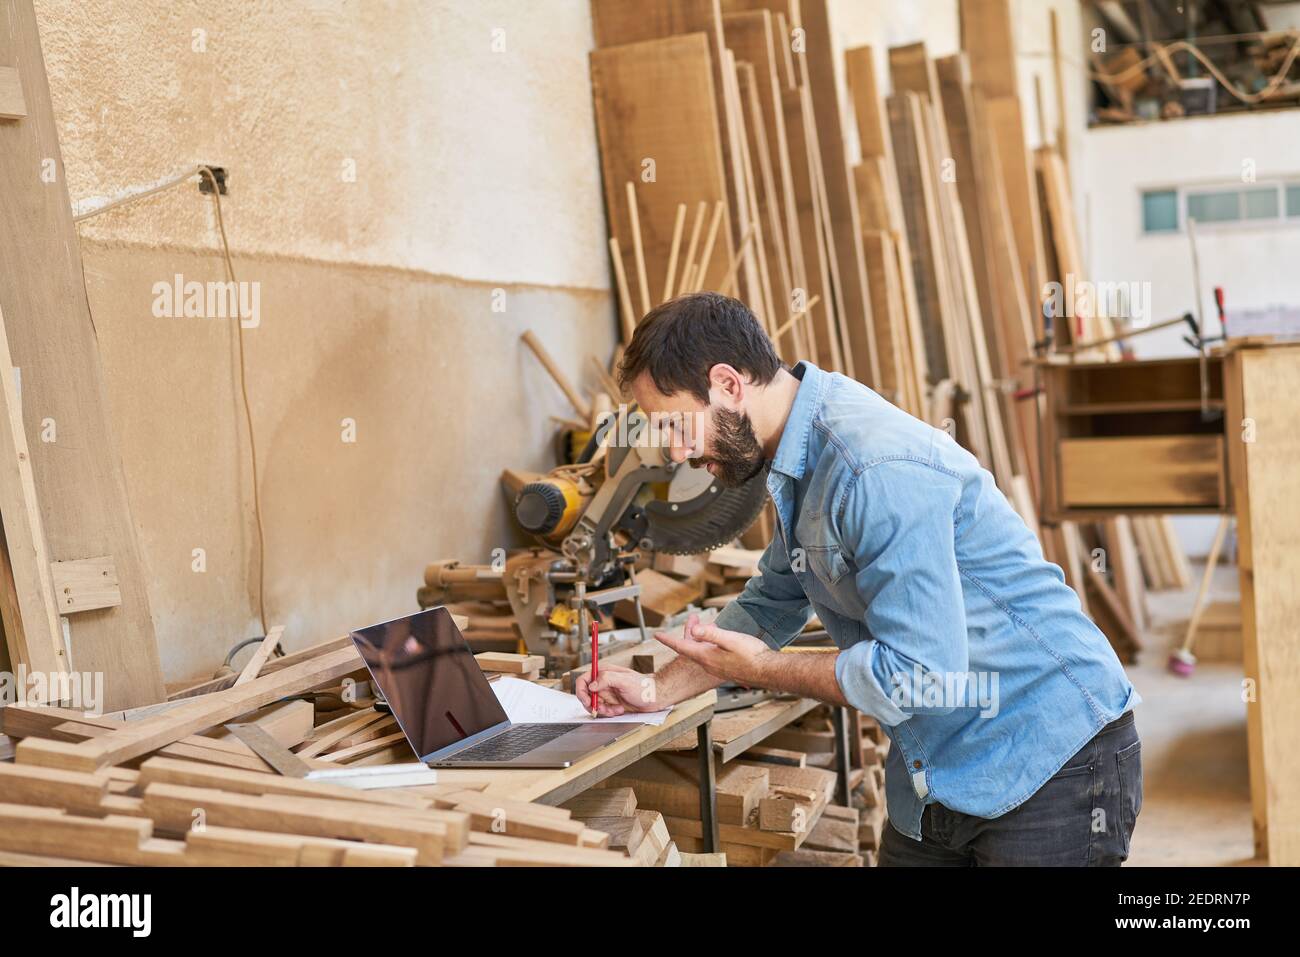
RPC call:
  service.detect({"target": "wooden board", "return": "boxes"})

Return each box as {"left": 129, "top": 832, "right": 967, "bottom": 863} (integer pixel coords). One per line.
{"left": 15, "top": 646, "right": 363, "bottom": 771}
{"left": 789, "top": 0, "right": 878, "bottom": 386}
{"left": 919, "top": 97, "right": 1002, "bottom": 479}
{"left": 844, "top": 45, "right": 890, "bottom": 162}
{"left": 0, "top": 0, "right": 164, "bottom": 709}
{"left": 935, "top": 54, "right": 999, "bottom": 386}
{"left": 1106, "top": 516, "right": 1149, "bottom": 633}
{"left": 614, "top": 567, "right": 703, "bottom": 626}
{"left": 724, "top": 10, "right": 803, "bottom": 355}
{"left": 781, "top": 85, "right": 835, "bottom": 369}
{"left": 728, "top": 56, "right": 778, "bottom": 328}
{"left": 844, "top": 43, "right": 928, "bottom": 417}
{"left": 0, "top": 64, "right": 25, "bottom": 119}
{"left": 928, "top": 55, "right": 1017, "bottom": 489}
{"left": 49, "top": 556, "right": 121, "bottom": 616}
{"left": 561, "top": 786, "right": 638, "bottom": 818}
{"left": 958, "top": 0, "right": 1019, "bottom": 98}
{"left": 2, "top": 699, "right": 314, "bottom": 772}
{"left": 0, "top": 803, "right": 417, "bottom": 867}
{"left": 887, "top": 91, "right": 950, "bottom": 382}
{"left": 969, "top": 90, "right": 1041, "bottom": 498}
{"left": 0, "top": 301, "right": 65, "bottom": 683}
{"left": 859, "top": 230, "right": 914, "bottom": 412}
{"left": 1059, "top": 436, "right": 1226, "bottom": 508}
{"left": 959, "top": 0, "right": 1045, "bottom": 305}
{"left": 602, "top": 752, "right": 768, "bottom": 825}
{"left": 474, "top": 652, "right": 544, "bottom": 675}
{"left": 1224, "top": 345, "right": 1300, "bottom": 864}
{"left": 660, "top": 694, "right": 817, "bottom": 760}
{"left": 888, "top": 45, "right": 991, "bottom": 459}
{"left": 590, "top": 0, "right": 758, "bottom": 307}
{"left": 590, "top": 33, "right": 733, "bottom": 304}
{"left": 140, "top": 782, "right": 462, "bottom": 865}
{"left": 982, "top": 96, "right": 1046, "bottom": 305}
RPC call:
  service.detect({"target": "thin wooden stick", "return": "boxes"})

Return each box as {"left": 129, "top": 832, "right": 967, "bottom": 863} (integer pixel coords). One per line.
{"left": 1176, "top": 515, "right": 1231, "bottom": 659}
{"left": 677, "top": 201, "right": 708, "bottom": 297}
{"left": 234, "top": 625, "right": 285, "bottom": 686}
{"left": 772, "top": 295, "right": 822, "bottom": 341}
{"left": 521, "top": 331, "right": 591, "bottom": 420}
{"left": 717, "top": 224, "right": 757, "bottom": 298}
{"left": 608, "top": 237, "right": 636, "bottom": 343}
{"left": 661, "top": 203, "right": 687, "bottom": 304}
{"left": 588, "top": 355, "right": 622, "bottom": 402}
{"left": 693, "top": 201, "right": 727, "bottom": 292}
{"left": 625, "top": 182, "right": 651, "bottom": 316}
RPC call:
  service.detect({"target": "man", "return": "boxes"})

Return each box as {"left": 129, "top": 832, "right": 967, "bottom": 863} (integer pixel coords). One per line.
{"left": 576, "top": 292, "right": 1142, "bottom": 866}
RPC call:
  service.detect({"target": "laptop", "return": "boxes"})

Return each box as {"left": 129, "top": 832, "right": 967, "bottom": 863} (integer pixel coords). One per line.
{"left": 348, "top": 607, "right": 641, "bottom": 769}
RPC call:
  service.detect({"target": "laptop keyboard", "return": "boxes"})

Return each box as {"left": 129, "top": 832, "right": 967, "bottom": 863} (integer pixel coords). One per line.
{"left": 441, "top": 723, "right": 582, "bottom": 763}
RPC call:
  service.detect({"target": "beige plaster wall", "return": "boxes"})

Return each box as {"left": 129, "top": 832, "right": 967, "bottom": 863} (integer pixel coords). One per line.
{"left": 35, "top": 0, "right": 616, "bottom": 681}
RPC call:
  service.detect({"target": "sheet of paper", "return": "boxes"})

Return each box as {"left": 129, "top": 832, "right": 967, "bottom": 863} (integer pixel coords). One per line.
{"left": 491, "top": 675, "right": 671, "bottom": 726}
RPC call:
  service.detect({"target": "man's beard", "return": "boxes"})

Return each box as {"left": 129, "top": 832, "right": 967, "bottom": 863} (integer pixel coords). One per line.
{"left": 697, "top": 407, "right": 766, "bottom": 488}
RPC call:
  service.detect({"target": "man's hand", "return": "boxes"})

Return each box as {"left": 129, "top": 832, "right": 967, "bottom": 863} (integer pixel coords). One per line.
{"left": 575, "top": 663, "right": 665, "bottom": 717}
{"left": 655, "top": 613, "right": 778, "bottom": 687}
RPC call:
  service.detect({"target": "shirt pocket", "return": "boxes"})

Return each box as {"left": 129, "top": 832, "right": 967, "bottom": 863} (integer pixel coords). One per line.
{"left": 805, "top": 544, "right": 851, "bottom": 586}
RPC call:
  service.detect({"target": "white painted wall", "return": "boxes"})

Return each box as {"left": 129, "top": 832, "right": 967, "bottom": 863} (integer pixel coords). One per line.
{"left": 1081, "top": 110, "right": 1300, "bottom": 555}
{"left": 1082, "top": 112, "right": 1300, "bottom": 356}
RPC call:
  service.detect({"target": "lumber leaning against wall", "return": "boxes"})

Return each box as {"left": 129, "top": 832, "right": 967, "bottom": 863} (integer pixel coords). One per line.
{"left": 590, "top": 33, "right": 733, "bottom": 306}
{"left": 0, "top": 0, "right": 164, "bottom": 709}
{"left": 591, "top": 0, "right": 760, "bottom": 311}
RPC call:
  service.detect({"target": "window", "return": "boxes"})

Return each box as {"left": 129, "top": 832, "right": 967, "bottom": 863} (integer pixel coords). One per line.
{"left": 1143, "top": 183, "right": 1300, "bottom": 233}
{"left": 1142, "top": 190, "right": 1178, "bottom": 232}
{"left": 1187, "top": 189, "right": 1240, "bottom": 223}
{"left": 1244, "top": 187, "right": 1280, "bottom": 220}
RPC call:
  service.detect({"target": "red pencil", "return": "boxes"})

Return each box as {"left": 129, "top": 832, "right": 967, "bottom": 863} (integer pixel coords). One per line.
{"left": 590, "top": 619, "right": 600, "bottom": 714}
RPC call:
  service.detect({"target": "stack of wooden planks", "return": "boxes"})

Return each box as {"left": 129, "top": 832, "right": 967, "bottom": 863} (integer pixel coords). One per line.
{"left": 762, "top": 705, "right": 888, "bottom": 865}
{"left": 582, "top": 0, "right": 1190, "bottom": 661}
{"left": 597, "top": 702, "right": 888, "bottom": 866}
{"left": 0, "top": 636, "right": 637, "bottom": 867}
{"left": 587, "top": 0, "right": 883, "bottom": 392}
{"left": 561, "top": 785, "right": 686, "bottom": 866}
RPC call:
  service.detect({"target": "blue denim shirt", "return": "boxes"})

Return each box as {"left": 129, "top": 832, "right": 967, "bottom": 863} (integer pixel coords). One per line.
{"left": 715, "top": 362, "right": 1139, "bottom": 840}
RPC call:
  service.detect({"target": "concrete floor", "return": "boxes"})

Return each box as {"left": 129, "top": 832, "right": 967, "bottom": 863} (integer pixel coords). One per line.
{"left": 1123, "top": 559, "right": 1259, "bottom": 866}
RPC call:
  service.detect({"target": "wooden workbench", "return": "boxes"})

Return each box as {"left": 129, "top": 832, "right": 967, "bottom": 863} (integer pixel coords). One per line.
{"left": 659, "top": 694, "right": 820, "bottom": 762}
{"left": 413, "top": 691, "right": 722, "bottom": 850}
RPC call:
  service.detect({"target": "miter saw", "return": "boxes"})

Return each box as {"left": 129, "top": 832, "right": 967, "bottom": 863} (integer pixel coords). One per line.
{"left": 424, "top": 407, "right": 768, "bottom": 672}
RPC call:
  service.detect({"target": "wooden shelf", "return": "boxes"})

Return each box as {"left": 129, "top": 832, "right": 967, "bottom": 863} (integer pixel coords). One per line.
{"left": 1060, "top": 399, "right": 1226, "bottom": 415}
{"left": 1040, "top": 356, "right": 1233, "bottom": 519}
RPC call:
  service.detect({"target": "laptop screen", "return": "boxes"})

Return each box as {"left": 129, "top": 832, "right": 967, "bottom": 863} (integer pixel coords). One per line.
{"left": 349, "top": 607, "right": 509, "bottom": 760}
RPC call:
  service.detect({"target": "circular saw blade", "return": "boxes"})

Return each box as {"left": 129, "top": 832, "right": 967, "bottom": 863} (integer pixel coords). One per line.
{"left": 640, "top": 465, "right": 769, "bottom": 555}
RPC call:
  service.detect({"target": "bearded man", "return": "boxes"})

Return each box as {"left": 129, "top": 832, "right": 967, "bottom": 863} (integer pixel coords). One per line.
{"left": 574, "top": 292, "right": 1142, "bottom": 867}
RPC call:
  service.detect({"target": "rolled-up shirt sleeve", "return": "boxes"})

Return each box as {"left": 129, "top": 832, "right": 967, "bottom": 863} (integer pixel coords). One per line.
{"left": 833, "top": 459, "right": 968, "bottom": 726}
{"left": 713, "top": 537, "right": 813, "bottom": 651}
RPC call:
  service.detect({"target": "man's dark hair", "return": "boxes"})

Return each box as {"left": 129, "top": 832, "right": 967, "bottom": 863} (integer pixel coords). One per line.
{"left": 617, "top": 292, "right": 780, "bottom": 403}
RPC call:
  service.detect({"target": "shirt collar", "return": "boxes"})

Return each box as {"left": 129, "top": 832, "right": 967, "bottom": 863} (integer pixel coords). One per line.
{"left": 770, "top": 361, "right": 827, "bottom": 481}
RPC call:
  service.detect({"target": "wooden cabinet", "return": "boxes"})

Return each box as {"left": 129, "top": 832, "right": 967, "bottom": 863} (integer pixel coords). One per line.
{"left": 1039, "top": 356, "right": 1231, "bottom": 520}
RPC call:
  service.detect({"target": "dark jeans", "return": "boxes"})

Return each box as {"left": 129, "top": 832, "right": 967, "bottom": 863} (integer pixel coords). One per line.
{"left": 879, "top": 710, "right": 1143, "bottom": 867}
